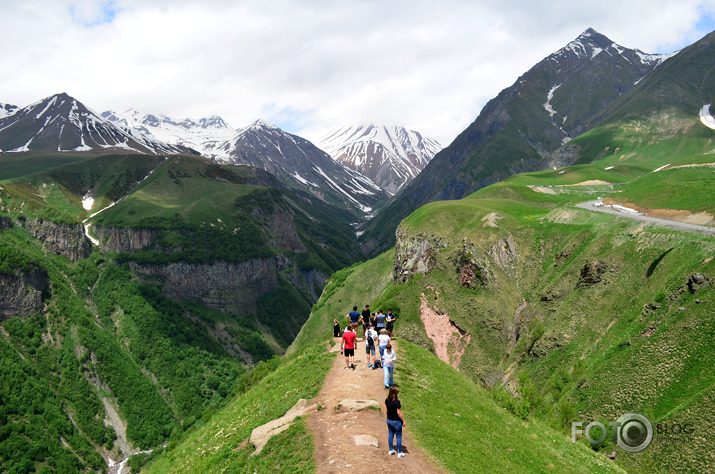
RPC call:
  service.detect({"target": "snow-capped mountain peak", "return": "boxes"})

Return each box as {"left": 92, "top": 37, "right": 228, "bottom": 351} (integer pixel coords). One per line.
{"left": 317, "top": 124, "right": 441, "bottom": 195}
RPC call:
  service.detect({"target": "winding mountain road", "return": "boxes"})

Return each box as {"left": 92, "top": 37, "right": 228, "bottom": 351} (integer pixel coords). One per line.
{"left": 575, "top": 200, "right": 715, "bottom": 234}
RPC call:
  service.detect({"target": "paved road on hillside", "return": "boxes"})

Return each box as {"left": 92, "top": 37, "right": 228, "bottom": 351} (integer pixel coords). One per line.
{"left": 575, "top": 200, "right": 715, "bottom": 235}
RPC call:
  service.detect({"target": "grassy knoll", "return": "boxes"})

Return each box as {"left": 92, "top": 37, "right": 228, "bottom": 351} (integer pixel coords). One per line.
{"left": 396, "top": 340, "right": 622, "bottom": 473}
{"left": 143, "top": 343, "right": 333, "bottom": 473}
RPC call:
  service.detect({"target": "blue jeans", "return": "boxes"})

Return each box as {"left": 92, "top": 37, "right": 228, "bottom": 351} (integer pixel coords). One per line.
{"left": 379, "top": 345, "right": 386, "bottom": 359}
{"left": 387, "top": 419, "right": 403, "bottom": 453}
{"left": 383, "top": 364, "right": 394, "bottom": 388}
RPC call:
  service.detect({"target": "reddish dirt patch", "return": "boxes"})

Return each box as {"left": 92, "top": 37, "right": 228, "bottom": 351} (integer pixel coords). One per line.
{"left": 307, "top": 338, "right": 444, "bottom": 474}
{"left": 419, "top": 293, "right": 471, "bottom": 368}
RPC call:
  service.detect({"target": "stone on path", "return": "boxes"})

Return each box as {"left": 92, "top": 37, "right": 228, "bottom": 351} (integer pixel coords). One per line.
{"left": 336, "top": 399, "right": 379, "bottom": 412}
{"left": 353, "top": 435, "right": 379, "bottom": 447}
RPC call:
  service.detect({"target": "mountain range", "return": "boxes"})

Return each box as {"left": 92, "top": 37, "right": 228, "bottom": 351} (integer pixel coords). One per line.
{"left": 1, "top": 26, "right": 714, "bottom": 473}
{"left": 317, "top": 124, "right": 441, "bottom": 195}
{"left": 359, "top": 28, "right": 681, "bottom": 254}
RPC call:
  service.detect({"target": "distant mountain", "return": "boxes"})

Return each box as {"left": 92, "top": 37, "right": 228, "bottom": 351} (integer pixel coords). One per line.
{"left": 0, "top": 103, "right": 19, "bottom": 119}
{"left": 102, "top": 109, "right": 235, "bottom": 159}
{"left": 361, "top": 28, "right": 675, "bottom": 254}
{"left": 215, "top": 120, "right": 389, "bottom": 214}
{"left": 0, "top": 93, "right": 188, "bottom": 155}
{"left": 317, "top": 125, "right": 441, "bottom": 195}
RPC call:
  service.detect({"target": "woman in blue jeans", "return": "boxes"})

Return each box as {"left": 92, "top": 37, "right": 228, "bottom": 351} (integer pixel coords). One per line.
{"left": 385, "top": 386, "right": 406, "bottom": 457}
{"left": 382, "top": 343, "right": 396, "bottom": 389}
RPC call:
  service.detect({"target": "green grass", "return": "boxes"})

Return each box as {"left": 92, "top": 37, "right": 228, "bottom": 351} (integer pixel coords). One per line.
{"left": 143, "top": 343, "right": 333, "bottom": 473}
{"left": 396, "top": 340, "right": 622, "bottom": 473}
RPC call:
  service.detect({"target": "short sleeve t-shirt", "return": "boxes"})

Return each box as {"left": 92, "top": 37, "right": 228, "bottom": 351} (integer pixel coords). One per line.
{"left": 378, "top": 334, "right": 390, "bottom": 347}
{"left": 375, "top": 313, "right": 386, "bottom": 328}
{"left": 382, "top": 349, "right": 396, "bottom": 367}
{"left": 348, "top": 311, "right": 361, "bottom": 324}
{"left": 366, "top": 329, "right": 378, "bottom": 346}
{"left": 342, "top": 330, "right": 357, "bottom": 350}
{"left": 385, "top": 398, "right": 401, "bottom": 421}
{"left": 361, "top": 309, "right": 371, "bottom": 324}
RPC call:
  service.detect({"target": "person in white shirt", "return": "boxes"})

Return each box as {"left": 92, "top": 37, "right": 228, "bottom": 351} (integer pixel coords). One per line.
{"left": 382, "top": 343, "right": 397, "bottom": 389}
{"left": 364, "top": 326, "right": 379, "bottom": 368}
{"left": 377, "top": 329, "right": 391, "bottom": 360}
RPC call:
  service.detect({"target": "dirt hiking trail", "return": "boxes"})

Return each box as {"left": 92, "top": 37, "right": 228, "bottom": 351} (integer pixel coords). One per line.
{"left": 307, "top": 337, "right": 444, "bottom": 474}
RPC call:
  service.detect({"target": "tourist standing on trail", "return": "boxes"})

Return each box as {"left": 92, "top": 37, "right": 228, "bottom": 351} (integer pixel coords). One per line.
{"left": 364, "top": 325, "right": 378, "bottom": 368}
{"left": 361, "top": 304, "right": 371, "bottom": 338}
{"left": 377, "top": 329, "right": 390, "bottom": 361}
{"left": 333, "top": 318, "right": 340, "bottom": 338}
{"left": 386, "top": 309, "right": 396, "bottom": 337}
{"left": 385, "top": 386, "right": 406, "bottom": 458}
{"left": 375, "top": 309, "right": 386, "bottom": 334}
{"left": 347, "top": 306, "right": 361, "bottom": 326}
{"left": 341, "top": 325, "right": 357, "bottom": 369}
{"left": 382, "top": 343, "right": 397, "bottom": 389}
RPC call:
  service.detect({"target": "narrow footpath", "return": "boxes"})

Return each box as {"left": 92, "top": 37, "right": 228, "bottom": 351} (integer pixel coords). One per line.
{"left": 307, "top": 337, "right": 444, "bottom": 474}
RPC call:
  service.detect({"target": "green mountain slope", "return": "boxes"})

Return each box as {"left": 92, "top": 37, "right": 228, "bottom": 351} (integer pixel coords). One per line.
{"left": 0, "top": 151, "right": 366, "bottom": 471}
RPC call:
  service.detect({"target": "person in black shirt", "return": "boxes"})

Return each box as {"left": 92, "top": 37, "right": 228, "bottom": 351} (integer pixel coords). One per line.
{"left": 361, "top": 304, "right": 371, "bottom": 338}
{"left": 385, "top": 386, "right": 406, "bottom": 458}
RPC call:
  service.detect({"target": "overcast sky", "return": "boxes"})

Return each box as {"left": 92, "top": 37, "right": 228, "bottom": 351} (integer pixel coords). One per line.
{"left": 2, "top": 0, "right": 715, "bottom": 146}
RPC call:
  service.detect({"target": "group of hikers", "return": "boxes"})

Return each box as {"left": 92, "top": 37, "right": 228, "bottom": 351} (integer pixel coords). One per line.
{"left": 333, "top": 305, "right": 406, "bottom": 458}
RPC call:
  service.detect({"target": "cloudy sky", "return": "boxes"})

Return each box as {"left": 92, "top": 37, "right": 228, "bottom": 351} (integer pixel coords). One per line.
{"left": 2, "top": 0, "right": 715, "bottom": 146}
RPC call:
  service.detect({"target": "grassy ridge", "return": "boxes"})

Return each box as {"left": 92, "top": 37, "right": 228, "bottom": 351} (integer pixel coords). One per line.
{"left": 143, "top": 343, "right": 333, "bottom": 473}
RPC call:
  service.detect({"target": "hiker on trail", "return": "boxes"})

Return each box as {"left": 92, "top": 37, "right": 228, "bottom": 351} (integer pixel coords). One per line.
{"left": 386, "top": 309, "right": 396, "bottom": 337}
{"left": 333, "top": 318, "right": 341, "bottom": 338}
{"left": 382, "top": 343, "right": 397, "bottom": 389}
{"left": 341, "top": 325, "right": 357, "bottom": 369}
{"left": 347, "top": 306, "right": 361, "bottom": 326}
{"left": 361, "top": 304, "right": 371, "bottom": 338}
{"left": 364, "top": 325, "right": 378, "bottom": 368}
{"left": 377, "top": 329, "right": 390, "bottom": 360}
{"left": 385, "top": 386, "right": 406, "bottom": 458}
{"left": 375, "top": 309, "right": 386, "bottom": 334}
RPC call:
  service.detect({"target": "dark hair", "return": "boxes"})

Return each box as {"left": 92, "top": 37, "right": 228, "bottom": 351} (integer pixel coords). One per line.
{"left": 387, "top": 386, "right": 399, "bottom": 401}
{"left": 386, "top": 344, "right": 392, "bottom": 350}
{"left": 366, "top": 304, "right": 370, "bottom": 308}
{"left": 353, "top": 306, "right": 358, "bottom": 311}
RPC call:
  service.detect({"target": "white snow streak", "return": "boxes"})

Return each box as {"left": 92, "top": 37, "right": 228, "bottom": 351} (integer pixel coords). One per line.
{"left": 700, "top": 104, "right": 715, "bottom": 131}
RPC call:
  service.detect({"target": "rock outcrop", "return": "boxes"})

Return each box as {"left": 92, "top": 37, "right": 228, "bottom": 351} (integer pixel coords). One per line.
{"left": 393, "top": 226, "right": 448, "bottom": 282}
{"left": 129, "top": 257, "right": 289, "bottom": 315}
{"left": 17, "top": 218, "right": 91, "bottom": 261}
{"left": 0, "top": 268, "right": 49, "bottom": 321}
{"left": 93, "top": 226, "right": 158, "bottom": 253}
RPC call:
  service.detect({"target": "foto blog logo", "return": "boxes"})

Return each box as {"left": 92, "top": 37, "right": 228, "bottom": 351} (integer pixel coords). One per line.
{"left": 572, "top": 412, "right": 653, "bottom": 453}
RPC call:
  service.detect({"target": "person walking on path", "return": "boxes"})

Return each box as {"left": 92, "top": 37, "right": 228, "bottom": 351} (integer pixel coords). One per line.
{"left": 377, "top": 329, "right": 390, "bottom": 359}
{"left": 347, "top": 306, "right": 361, "bottom": 326}
{"left": 382, "top": 343, "right": 397, "bottom": 389}
{"left": 361, "top": 304, "right": 371, "bottom": 338}
{"left": 385, "top": 386, "right": 406, "bottom": 458}
{"left": 386, "top": 309, "right": 396, "bottom": 337}
{"left": 333, "top": 318, "right": 341, "bottom": 338}
{"left": 341, "top": 325, "right": 357, "bottom": 369}
{"left": 364, "top": 325, "right": 378, "bottom": 368}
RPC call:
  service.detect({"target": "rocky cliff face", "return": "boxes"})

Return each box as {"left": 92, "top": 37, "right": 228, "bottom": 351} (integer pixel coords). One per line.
{"left": 17, "top": 218, "right": 91, "bottom": 261}
{"left": 0, "top": 268, "right": 48, "bottom": 321}
{"left": 93, "top": 226, "right": 158, "bottom": 253}
{"left": 130, "top": 256, "right": 291, "bottom": 315}
{"left": 393, "top": 226, "right": 448, "bottom": 282}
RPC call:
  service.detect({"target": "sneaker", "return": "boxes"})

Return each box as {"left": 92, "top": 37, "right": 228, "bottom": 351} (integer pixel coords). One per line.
{"left": 385, "top": 386, "right": 390, "bottom": 390}
{"left": 388, "top": 450, "right": 396, "bottom": 455}
{"left": 344, "top": 366, "right": 350, "bottom": 369}
{"left": 398, "top": 453, "right": 406, "bottom": 458}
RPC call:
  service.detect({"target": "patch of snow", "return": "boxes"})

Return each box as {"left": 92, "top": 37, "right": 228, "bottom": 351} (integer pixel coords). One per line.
{"left": 605, "top": 166, "right": 614, "bottom": 170}
{"left": 82, "top": 194, "right": 94, "bottom": 211}
{"left": 652, "top": 163, "right": 670, "bottom": 173}
{"left": 543, "top": 84, "right": 561, "bottom": 118}
{"left": 700, "top": 104, "right": 715, "bottom": 131}
{"left": 291, "top": 172, "right": 318, "bottom": 187}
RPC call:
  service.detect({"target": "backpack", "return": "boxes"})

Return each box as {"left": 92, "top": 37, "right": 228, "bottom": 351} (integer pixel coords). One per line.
{"left": 367, "top": 332, "right": 375, "bottom": 346}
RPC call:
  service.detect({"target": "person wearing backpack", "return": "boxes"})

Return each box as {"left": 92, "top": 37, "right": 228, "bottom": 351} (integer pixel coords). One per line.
{"left": 364, "top": 325, "right": 378, "bottom": 368}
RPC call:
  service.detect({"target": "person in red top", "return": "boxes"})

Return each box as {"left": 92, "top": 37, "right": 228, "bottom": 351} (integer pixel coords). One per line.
{"left": 341, "top": 324, "right": 357, "bottom": 369}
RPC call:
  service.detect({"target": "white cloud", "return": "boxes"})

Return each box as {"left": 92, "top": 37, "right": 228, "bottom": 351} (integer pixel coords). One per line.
{"left": 1, "top": 0, "right": 714, "bottom": 145}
